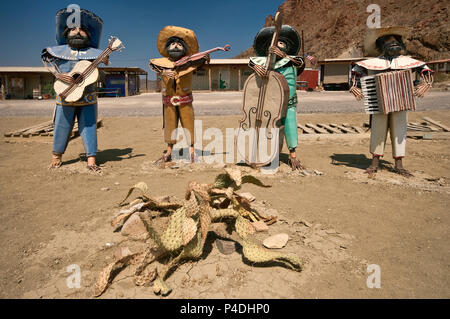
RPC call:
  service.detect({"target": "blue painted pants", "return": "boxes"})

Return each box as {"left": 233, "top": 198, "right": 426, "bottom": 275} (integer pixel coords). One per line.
{"left": 52, "top": 103, "right": 98, "bottom": 157}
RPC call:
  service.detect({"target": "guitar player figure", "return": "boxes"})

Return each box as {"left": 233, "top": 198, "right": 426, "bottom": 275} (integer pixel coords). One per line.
{"left": 42, "top": 7, "right": 108, "bottom": 172}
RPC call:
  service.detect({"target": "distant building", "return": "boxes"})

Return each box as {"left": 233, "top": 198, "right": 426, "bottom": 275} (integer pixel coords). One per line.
{"left": 99, "top": 67, "right": 148, "bottom": 97}
{"left": 155, "top": 59, "right": 253, "bottom": 92}
{"left": 427, "top": 59, "right": 450, "bottom": 74}
{"left": 0, "top": 67, "right": 54, "bottom": 99}
{"left": 192, "top": 59, "right": 252, "bottom": 91}
{"left": 0, "top": 66, "right": 147, "bottom": 99}
{"left": 172, "top": 59, "right": 319, "bottom": 92}
{"left": 317, "top": 57, "right": 449, "bottom": 90}
{"left": 317, "top": 58, "right": 365, "bottom": 90}
{"left": 297, "top": 68, "right": 319, "bottom": 90}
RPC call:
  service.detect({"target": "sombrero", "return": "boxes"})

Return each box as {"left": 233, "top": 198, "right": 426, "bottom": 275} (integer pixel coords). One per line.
{"left": 55, "top": 8, "right": 103, "bottom": 49}
{"left": 253, "top": 25, "right": 301, "bottom": 57}
{"left": 364, "top": 26, "right": 410, "bottom": 57}
{"left": 157, "top": 26, "right": 199, "bottom": 58}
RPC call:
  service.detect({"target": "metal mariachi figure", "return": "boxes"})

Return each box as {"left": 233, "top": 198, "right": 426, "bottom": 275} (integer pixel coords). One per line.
{"left": 350, "top": 27, "right": 433, "bottom": 177}
{"left": 149, "top": 26, "right": 210, "bottom": 164}
{"left": 249, "top": 25, "right": 306, "bottom": 170}
{"left": 42, "top": 8, "right": 108, "bottom": 172}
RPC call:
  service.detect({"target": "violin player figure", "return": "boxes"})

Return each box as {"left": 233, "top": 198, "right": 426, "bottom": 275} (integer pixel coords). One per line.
{"left": 42, "top": 7, "right": 108, "bottom": 173}
{"left": 249, "top": 25, "right": 306, "bottom": 170}
{"left": 149, "top": 26, "right": 210, "bottom": 164}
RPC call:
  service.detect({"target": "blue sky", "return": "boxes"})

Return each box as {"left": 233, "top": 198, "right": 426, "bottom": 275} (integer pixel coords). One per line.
{"left": 0, "top": 0, "right": 284, "bottom": 79}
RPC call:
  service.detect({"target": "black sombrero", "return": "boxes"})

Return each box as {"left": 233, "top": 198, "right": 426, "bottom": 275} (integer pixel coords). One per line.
{"left": 56, "top": 8, "right": 103, "bottom": 49}
{"left": 253, "top": 25, "right": 301, "bottom": 57}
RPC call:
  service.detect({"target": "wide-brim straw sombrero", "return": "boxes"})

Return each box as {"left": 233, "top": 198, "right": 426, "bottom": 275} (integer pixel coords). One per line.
{"left": 157, "top": 26, "right": 199, "bottom": 58}
{"left": 364, "top": 26, "right": 410, "bottom": 57}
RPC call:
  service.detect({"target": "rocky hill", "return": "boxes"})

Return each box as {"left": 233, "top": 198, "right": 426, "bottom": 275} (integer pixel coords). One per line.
{"left": 235, "top": 0, "right": 449, "bottom": 64}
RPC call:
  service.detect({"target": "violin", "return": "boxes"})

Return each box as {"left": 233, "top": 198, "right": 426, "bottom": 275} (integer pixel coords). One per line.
{"left": 173, "top": 44, "right": 231, "bottom": 68}
{"left": 236, "top": 12, "right": 289, "bottom": 167}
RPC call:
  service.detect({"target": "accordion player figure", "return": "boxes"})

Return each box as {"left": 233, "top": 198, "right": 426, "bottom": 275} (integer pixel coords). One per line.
{"left": 350, "top": 27, "right": 434, "bottom": 177}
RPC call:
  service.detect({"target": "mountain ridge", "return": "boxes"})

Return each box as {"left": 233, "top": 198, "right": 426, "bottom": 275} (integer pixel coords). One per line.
{"left": 235, "top": 0, "right": 449, "bottom": 64}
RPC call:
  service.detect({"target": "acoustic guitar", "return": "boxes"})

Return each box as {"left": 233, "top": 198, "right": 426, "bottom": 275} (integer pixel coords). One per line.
{"left": 54, "top": 37, "right": 124, "bottom": 102}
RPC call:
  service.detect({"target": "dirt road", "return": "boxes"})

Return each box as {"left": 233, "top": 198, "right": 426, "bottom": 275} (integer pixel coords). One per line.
{"left": 0, "top": 107, "right": 449, "bottom": 299}
{"left": 0, "top": 90, "right": 449, "bottom": 117}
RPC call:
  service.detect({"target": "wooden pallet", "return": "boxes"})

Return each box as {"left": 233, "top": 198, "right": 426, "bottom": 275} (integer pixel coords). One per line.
{"left": 407, "top": 117, "right": 448, "bottom": 133}
{"left": 296, "top": 117, "right": 449, "bottom": 135}
{"left": 305, "top": 123, "right": 328, "bottom": 134}
{"left": 318, "top": 123, "right": 342, "bottom": 134}
{"left": 329, "top": 123, "right": 358, "bottom": 134}
{"left": 297, "top": 123, "right": 364, "bottom": 134}
{"left": 4, "top": 119, "right": 103, "bottom": 138}
{"left": 422, "top": 117, "right": 450, "bottom": 132}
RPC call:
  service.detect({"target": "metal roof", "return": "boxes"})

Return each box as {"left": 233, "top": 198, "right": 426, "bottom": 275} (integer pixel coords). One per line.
{"left": 208, "top": 59, "right": 250, "bottom": 65}
{"left": 99, "top": 67, "right": 148, "bottom": 75}
{"left": 427, "top": 58, "right": 450, "bottom": 64}
{"left": 317, "top": 58, "right": 367, "bottom": 64}
{"left": 0, "top": 66, "right": 50, "bottom": 73}
{"left": 0, "top": 66, "right": 148, "bottom": 75}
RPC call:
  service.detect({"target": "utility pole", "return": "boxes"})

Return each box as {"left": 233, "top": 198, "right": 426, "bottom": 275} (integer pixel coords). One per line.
{"left": 301, "top": 30, "right": 305, "bottom": 57}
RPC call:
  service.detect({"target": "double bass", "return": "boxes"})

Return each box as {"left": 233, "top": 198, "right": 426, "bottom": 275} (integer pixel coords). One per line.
{"left": 236, "top": 12, "right": 289, "bottom": 167}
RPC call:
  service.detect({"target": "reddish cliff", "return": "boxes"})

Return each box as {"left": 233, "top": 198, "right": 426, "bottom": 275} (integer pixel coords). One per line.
{"left": 236, "top": 0, "right": 449, "bottom": 63}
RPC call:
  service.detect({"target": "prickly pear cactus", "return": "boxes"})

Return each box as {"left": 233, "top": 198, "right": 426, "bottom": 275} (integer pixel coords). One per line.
{"left": 94, "top": 168, "right": 303, "bottom": 297}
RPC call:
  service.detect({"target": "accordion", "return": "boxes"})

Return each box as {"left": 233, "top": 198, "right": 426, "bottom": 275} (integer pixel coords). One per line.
{"left": 361, "top": 69, "right": 416, "bottom": 114}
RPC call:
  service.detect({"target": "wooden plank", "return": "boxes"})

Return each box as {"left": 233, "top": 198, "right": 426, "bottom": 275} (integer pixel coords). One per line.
{"left": 23, "top": 122, "right": 53, "bottom": 133}
{"left": 297, "top": 124, "right": 315, "bottom": 134}
{"left": 329, "top": 123, "right": 356, "bottom": 134}
{"left": 15, "top": 120, "right": 53, "bottom": 135}
{"left": 352, "top": 127, "right": 365, "bottom": 134}
{"left": 5, "top": 120, "right": 53, "bottom": 137}
{"left": 5, "top": 118, "right": 101, "bottom": 138}
{"left": 423, "top": 117, "right": 450, "bottom": 132}
{"left": 407, "top": 125, "right": 431, "bottom": 132}
{"left": 342, "top": 123, "right": 365, "bottom": 134}
{"left": 407, "top": 132, "right": 450, "bottom": 139}
{"left": 410, "top": 122, "right": 439, "bottom": 132}
{"left": 408, "top": 122, "right": 434, "bottom": 132}
{"left": 305, "top": 123, "right": 328, "bottom": 134}
{"left": 317, "top": 123, "right": 342, "bottom": 134}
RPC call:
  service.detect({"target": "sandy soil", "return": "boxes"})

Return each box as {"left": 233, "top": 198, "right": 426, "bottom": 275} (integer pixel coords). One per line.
{"left": 0, "top": 110, "right": 449, "bottom": 299}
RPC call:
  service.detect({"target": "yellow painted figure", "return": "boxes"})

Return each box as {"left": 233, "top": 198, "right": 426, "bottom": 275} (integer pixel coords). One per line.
{"left": 149, "top": 26, "right": 209, "bottom": 163}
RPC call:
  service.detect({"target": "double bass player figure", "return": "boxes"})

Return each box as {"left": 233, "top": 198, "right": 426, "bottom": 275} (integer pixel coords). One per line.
{"left": 237, "top": 13, "right": 306, "bottom": 170}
